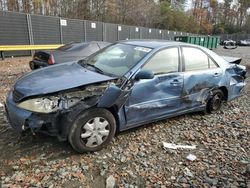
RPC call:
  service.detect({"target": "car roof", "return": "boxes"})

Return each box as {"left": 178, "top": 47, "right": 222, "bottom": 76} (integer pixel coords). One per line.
{"left": 62, "top": 41, "right": 111, "bottom": 46}
{"left": 118, "top": 39, "right": 185, "bottom": 49}
{"left": 88, "top": 41, "right": 111, "bottom": 44}
{"left": 119, "top": 39, "right": 230, "bottom": 70}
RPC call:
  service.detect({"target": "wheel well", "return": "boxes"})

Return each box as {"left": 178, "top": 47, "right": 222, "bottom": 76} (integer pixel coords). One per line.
{"left": 219, "top": 86, "right": 228, "bottom": 101}
{"left": 106, "top": 106, "right": 120, "bottom": 133}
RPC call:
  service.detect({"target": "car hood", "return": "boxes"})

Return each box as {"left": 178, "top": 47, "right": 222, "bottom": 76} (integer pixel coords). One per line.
{"left": 14, "top": 62, "right": 116, "bottom": 99}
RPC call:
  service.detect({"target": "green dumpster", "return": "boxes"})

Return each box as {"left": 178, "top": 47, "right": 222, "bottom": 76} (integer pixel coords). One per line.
{"left": 174, "top": 36, "right": 220, "bottom": 49}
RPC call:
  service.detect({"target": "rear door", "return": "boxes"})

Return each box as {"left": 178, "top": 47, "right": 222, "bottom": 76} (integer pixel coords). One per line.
{"left": 181, "top": 46, "right": 223, "bottom": 108}
{"left": 125, "top": 47, "right": 184, "bottom": 126}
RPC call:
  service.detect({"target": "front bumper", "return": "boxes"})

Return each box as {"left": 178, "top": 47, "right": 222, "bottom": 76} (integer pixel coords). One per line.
{"left": 5, "top": 91, "right": 99, "bottom": 140}
{"left": 5, "top": 92, "right": 63, "bottom": 136}
{"left": 5, "top": 92, "right": 32, "bottom": 132}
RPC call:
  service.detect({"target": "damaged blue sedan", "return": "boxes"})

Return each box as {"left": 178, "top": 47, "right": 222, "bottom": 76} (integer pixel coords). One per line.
{"left": 5, "top": 40, "right": 246, "bottom": 153}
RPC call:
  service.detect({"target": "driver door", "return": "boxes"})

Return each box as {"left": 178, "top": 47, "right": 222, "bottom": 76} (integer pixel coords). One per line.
{"left": 125, "top": 47, "right": 184, "bottom": 127}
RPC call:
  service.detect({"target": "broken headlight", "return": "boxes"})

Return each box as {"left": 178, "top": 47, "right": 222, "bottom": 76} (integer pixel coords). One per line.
{"left": 17, "top": 83, "right": 109, "bottom": 113}
{"left": 18, "top": 97, "right": 59, "bottom": 113}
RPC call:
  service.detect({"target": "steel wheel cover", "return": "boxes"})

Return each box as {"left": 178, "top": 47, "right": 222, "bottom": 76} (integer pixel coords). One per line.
{"left": 80, "top": 117, "right": 110, "bottom": 148}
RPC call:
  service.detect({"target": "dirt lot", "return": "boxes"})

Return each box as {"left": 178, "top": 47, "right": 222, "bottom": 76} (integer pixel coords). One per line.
{"left": 0, "top": 47, "right": 249, "bottom": 187}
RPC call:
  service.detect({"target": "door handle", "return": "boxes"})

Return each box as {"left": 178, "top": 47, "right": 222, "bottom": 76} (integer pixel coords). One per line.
{"left": 213, "top": 72, "right": 221, "bottom": 77}
{"left": 170, "top": 79, "right": 181, "bottom": 85}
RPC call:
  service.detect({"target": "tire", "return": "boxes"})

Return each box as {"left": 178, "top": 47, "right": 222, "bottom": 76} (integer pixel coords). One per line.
{"left": 68, "top": 108, "right": 116, "bottom": 153}
{"left": 206, "top": 89, "right": 224, "bottom": 114}
{"left": 29, "top": 61, "right": 35, "bottom": 70}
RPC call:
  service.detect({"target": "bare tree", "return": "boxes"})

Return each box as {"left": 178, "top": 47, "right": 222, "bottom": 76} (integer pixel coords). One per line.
{"left": 22, "top": 0, "right": 31, "bottom": 13}
{"left": 6, "top": 0, "right": 19, "bottom": 11}
{"left": 0, "top": 0, "right": 249, "bottom": 34}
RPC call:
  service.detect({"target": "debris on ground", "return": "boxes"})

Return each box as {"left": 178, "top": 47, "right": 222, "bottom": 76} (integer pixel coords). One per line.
{"left": 106, "top": 175, "right": 116, "bottom": 188}
{"left": 163, "top": 142, "right": 196, "bottom": 150}
{"left": 184, "top": 167, "right": 193, "bottom": 177}
{"left": 186, "top": 154, "right": 197, "bottom": 161}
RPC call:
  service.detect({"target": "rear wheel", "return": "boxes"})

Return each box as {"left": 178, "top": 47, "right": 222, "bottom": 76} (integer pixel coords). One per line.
{"left": 206, "top": 89, "right": 224, "bottom": 113}
{"left": 68, "top": 108, "right": 116, "bottom": 153}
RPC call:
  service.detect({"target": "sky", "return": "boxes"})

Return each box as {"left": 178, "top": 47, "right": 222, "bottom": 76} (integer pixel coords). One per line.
{"left": 184, "top": 0, "right": 229, "bottom": 10}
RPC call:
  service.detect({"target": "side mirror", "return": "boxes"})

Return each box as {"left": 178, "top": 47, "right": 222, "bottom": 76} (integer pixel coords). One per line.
{"left": 135, "top": 70, "right": 154, "bottom": 80}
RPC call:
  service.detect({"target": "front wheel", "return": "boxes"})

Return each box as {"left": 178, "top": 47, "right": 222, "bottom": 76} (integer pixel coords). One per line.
{"left": 206, "top": 89, "right": 224, "bottom": 114}
{"left": 68, "top": 108, "right": 116, "bottom": 153}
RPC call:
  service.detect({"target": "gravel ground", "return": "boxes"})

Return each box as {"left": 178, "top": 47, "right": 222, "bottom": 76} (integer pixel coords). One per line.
{"left": 0, "top": 47, "right": 249, "bottom": 187}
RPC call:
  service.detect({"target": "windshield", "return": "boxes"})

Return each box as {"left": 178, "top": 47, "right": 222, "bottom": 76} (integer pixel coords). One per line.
{"left": 82, "top": 43, "right": 152, "bottom": 76}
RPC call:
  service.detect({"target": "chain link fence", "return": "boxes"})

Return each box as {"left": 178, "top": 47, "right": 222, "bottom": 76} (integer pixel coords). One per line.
{"left": 0, "top": 10, "right": 193, "bottom": 57}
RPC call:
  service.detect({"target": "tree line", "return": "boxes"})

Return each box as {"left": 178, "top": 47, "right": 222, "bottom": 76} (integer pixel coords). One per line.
{"left": 0, "top": 0, "right": 249, "bottom": 34}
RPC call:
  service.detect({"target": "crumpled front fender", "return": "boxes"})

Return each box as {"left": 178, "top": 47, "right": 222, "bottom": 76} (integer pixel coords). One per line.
{"left": 97, "top": 83, "right": 131, "bottom": 109}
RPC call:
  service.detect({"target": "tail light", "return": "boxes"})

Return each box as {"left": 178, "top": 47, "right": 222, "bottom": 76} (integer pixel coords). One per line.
{"left": 48, "top": 53, "right": 55, "bottom": 65}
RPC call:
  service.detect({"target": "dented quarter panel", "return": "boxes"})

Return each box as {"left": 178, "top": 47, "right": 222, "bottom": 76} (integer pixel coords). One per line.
{"left": 225, "top": 64, "right": 246, "bottom": 101}
{"left": 182, "top": 68, "right": 224, "bottom": 108}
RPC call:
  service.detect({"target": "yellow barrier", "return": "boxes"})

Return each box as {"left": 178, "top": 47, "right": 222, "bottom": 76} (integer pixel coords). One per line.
{"left": 0, "top": 44, "right": 63, "bottom": 51}
{"left": 0, "top": 44, "right": 63, "bottom": 60}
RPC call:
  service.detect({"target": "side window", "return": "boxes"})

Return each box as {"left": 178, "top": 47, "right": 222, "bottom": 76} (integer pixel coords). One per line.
{"left": 209, "top": 58, "right": 218, "bottom": 68}
{"left": 183, "top": 47, "right": 209, "bottom": 71}
{"left": 142, "top": 48, "right": 179, "bottom": 75}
